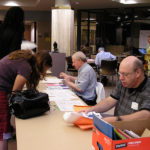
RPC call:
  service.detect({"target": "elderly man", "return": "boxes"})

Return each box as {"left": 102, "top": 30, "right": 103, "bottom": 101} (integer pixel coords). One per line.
{"left": 60, "top": 51, "right": 97, "bottom": 105}
{"left": 81, "top": 56, "right": 150, "bottom": 122}
{"left": 95, "top": 47, "right": 116, "bottom": 67}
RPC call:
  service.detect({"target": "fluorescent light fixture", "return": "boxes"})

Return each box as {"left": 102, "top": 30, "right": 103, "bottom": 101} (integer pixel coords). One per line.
{"left": 85, "top": 18, "right": 96, "bottom": 21}
{"left": 4, "top": 1, "right": 19, "bottom": 6}
{"left": 113, "top": 0, "right": 137, "bottom": 4}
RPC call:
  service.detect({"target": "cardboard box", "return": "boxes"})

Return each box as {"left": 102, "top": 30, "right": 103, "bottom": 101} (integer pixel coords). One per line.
{"left": 92, "top": 119, "right": 150, "bottom": 150}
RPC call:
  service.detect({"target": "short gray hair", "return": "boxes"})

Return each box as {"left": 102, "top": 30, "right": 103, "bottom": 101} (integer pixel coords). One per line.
{"left": 72, "top": 51, "right": 87, "bottom": 62}
{"left": 98, "top": 47, "right": 105, "bottom": 52}
{"left": 133, "top": 58, "right": 144, "bottom": 72}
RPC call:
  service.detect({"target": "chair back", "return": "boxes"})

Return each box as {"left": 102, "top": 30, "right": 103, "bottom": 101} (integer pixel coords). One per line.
{"left": 101, "top": 60, "right": 117, "bottom": 75}
{"left": 96, "top": 82, "right": 105, "bottom": 103}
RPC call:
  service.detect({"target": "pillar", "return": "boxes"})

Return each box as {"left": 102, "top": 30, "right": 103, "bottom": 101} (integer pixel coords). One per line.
{"left": 51, "top": 0, "right": 74, "bottom": 56}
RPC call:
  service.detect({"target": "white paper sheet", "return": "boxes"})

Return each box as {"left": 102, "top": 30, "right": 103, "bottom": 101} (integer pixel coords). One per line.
{"left": 40, "top": 78, "right": 63, "bottom": 84}
{"left": 45, "top": 89, "right": 77, "bottom": 100}
{"left": 55, "top": 100, "right": 84, "bottom": 111}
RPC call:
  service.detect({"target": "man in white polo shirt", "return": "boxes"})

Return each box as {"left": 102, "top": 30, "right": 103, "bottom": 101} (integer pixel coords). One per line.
{"left": 60, "top": 51, "right": 97, "bottom": 105}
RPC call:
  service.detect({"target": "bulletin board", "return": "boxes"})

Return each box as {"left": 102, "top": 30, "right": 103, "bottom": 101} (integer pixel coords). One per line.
{"left": 139, "top": 30, "right": 150, "bottom": 48}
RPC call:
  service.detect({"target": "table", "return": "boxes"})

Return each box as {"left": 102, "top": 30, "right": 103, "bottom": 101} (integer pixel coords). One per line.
{"left": 15, "top": 77, "right": 92, "bottom": 150}
{"left": 16, "top": 111, "right": 92, "bottom": 150}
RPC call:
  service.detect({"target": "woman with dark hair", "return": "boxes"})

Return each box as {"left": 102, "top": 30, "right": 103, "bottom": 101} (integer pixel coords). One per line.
{"left": 0, "top": 6, "right": 25, "bottom": 59}
{"left": 0, "top": 50, "right": 52, "bottom": 150}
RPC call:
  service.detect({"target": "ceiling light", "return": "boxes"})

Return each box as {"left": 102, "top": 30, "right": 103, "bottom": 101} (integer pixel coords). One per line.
{"left": 134, "top": 15, "right": 138, "bottom": 18}
{"left": 117, "top": 16, "right": 121, "bottom": 21}
{"left": 4, "top": 1, "right": 19, "bottom": 6}
{"left": 113, "top": 0, "right": 137, "bottom": 4}
{"left": 123, "top": 0, "right": 137, "bottom": 4}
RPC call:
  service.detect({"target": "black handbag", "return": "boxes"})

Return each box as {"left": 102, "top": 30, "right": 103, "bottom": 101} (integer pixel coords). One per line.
{"left": 9, "top": 90, "right": 50, "bottom": 119}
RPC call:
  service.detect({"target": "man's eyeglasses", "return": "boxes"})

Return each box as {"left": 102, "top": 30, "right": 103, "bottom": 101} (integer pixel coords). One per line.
{"left": 118, "top": 72, "right": 134, "bottom": 77}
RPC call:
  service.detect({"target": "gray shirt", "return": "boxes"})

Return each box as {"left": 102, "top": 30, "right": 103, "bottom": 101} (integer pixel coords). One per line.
{"left": 75, "top": 63, "right": 97, "bottom": 100}
{"left": 110, "top": 76, "right": 150, "bottom": 116}
{"left": 0, "top": 55, "right": 32, "bottom": 92}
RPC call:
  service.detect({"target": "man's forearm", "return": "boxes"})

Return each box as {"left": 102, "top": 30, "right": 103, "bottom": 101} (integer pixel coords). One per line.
{"left": 66, "top": 81, "right": 82, "bottom": 92}
{"left": 103, "top": 110, "right": 150, "bottom": 123}
{"left": 119, "top": 110, "right": 150, "bottom": 121}
{"left": 89, "top": 96, "right": 117, "bottom": 113}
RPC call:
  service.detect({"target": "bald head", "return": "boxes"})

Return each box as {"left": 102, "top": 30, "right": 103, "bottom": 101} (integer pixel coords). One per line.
{"left": 120, "top": 56, "right": 144, "bottom": 72}
{"left": 119, "top": 56, "right": 145, "bottom": 88}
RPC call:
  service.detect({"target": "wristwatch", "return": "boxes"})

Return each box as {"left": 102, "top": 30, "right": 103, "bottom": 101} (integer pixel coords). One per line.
{"left": 117, "top": 115, "right": 122, "bottom": 121}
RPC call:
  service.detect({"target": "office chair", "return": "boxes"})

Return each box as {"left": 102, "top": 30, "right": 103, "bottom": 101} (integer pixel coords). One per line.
{"left": 96, "top": 82, "right": 105, "bottom": 103}
{"left": 99, "top": 60, "right": 118, "bottom": 86}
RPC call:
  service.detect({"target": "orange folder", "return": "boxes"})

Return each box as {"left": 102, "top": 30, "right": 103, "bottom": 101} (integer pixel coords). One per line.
{"left": 74, "top": 116, "right": 93, "bottom": 130}
{"left": 73, "top": 105, "right": 92, "bottom": 112}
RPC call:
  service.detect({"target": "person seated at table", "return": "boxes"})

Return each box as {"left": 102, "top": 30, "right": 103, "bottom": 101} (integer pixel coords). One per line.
{"left": 95, "top": 47, "right": 116, "bottom": 85}
{"left": 0, "top": 50, "right": 52, "bottom": 150}
{"left": 60, "top": 51, "right": 97, "bottom": 106}
{"left": 80, "top": 56, "right": 150, "bottom": 123}
{"left": 95, "top": 47, "right": 116, "bottom": 67}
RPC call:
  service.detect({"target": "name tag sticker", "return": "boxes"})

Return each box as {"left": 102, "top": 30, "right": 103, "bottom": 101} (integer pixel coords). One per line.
{"left": 131, "top": 102, "right": 139, "bottom": 110}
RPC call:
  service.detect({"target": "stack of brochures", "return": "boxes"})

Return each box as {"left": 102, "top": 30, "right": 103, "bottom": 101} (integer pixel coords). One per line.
{"left": 93, "top": 115, "right": 141, "bottom": 140}
{"left": 114, "top": 128, "right": 140, "bottom": 140}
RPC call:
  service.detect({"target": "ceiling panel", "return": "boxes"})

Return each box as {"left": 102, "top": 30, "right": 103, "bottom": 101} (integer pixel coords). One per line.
{"left": 0, "top": 0, "right": 150, "bottom": 11}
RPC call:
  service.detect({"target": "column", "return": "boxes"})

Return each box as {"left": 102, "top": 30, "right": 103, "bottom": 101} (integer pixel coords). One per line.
{"left": 51, "top": 0, "right": 74, "bottom": 56}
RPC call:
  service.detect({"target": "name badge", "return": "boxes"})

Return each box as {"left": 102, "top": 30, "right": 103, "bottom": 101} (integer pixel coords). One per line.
{"left": 131, "top": 102, "right": 139, "bottom": 110}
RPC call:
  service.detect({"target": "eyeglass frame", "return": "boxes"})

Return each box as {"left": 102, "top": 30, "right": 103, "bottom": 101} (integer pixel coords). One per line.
{"left": 118, "top": 69, "right": 138, "bottom": 77}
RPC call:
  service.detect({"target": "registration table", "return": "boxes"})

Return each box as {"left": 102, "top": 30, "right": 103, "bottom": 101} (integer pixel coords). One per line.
{"left": 15, "top": 77, "right": 92, "bottom": 150}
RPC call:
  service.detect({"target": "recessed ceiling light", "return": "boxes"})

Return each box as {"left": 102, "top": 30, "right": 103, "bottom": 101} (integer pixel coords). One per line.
{"left": 4, "top": 1, "right": 19, "bottom": 6}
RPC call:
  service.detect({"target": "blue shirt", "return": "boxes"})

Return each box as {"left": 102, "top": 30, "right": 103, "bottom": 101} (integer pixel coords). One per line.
{"left": 95, "top": 51, "right": 116, "bottom": 67}
{"left": 75, "top": 63, "right": 97, "bottom": 100}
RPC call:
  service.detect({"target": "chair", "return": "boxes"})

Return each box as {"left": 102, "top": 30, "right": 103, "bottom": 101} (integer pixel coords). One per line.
{"left": 99, "top": 60, "right": 118, "bottom": 86}
{"left": 66, "top": 56, "right": 77, "bottom": 73}
{"left": 96, "top": 82, "right": 105, "bottom": 103}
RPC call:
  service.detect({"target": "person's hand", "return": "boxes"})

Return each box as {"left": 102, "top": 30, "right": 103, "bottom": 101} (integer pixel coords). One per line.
{"left": 78, "top": 108, "right": 91, "bottom": 114}
{"left": 59, "top": 72, "right": 66, "bottom": 78}
{"left": 64, "top": 77, "right": 70, "bottom": 82}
